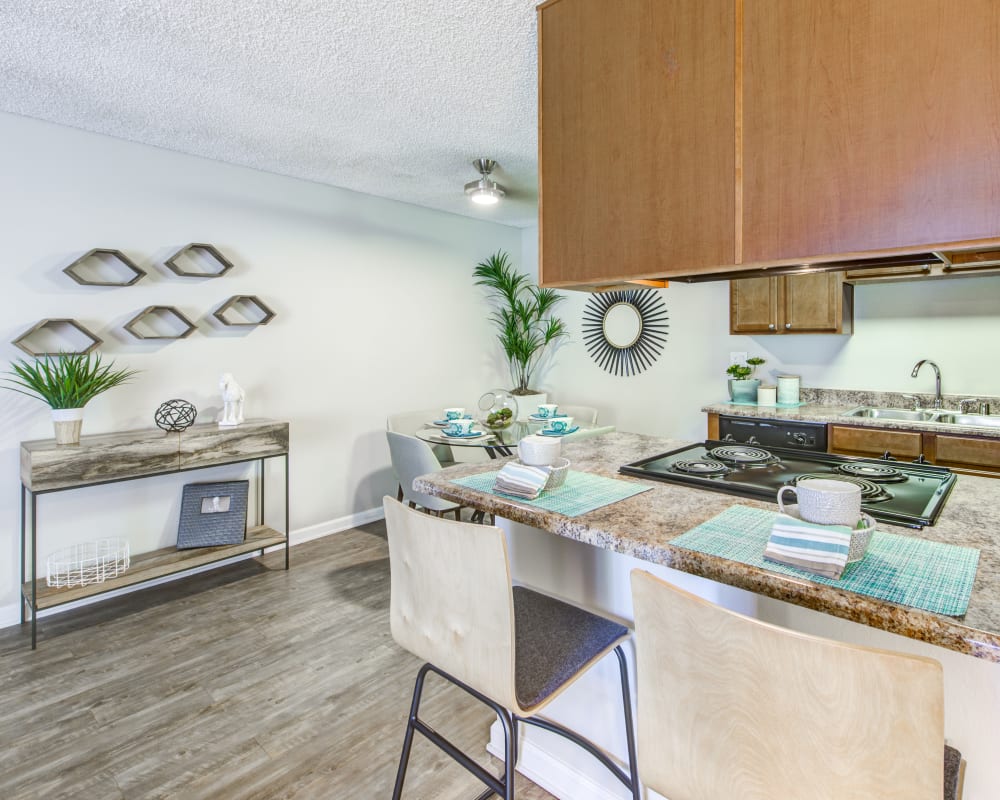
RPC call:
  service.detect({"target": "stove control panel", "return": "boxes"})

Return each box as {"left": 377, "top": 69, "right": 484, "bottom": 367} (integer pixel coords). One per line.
{"left": 718, "top": 416, "right": 828, "bottom": 452}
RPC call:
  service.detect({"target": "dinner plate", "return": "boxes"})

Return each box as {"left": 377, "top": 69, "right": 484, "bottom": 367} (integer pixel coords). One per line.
{"left": 539, "top": 426, "right": 580, "bottom": 437}
{"left": 441, "top": 430, "right": 489, "bottom": 439}
{"left": 529, "top": 413, "right": 569, "bottom": 421}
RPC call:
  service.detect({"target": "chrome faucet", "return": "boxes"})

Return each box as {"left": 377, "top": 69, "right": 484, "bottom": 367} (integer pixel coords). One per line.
{"left": 911, "top": 359, "right": 943, "bottom": 409}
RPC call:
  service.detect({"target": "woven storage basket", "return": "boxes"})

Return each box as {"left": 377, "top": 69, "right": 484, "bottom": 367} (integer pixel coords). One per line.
{"left": 543, "top": 457, "right": 571, "bottom": 490}
{"left": 847, "top": 513, "right": 876, "bottom": 564}
{"left": 177, "top": 480, "right": 249, "bottom": 549}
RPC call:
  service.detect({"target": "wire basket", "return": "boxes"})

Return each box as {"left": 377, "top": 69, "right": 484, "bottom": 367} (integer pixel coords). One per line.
{"left": 46, "top": 538, "right": 131, "bottom": 588}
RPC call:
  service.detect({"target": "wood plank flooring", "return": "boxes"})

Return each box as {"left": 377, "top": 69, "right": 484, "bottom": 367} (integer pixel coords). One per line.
{"left": 0, "top": 522, "right": 556, "bottom": 799}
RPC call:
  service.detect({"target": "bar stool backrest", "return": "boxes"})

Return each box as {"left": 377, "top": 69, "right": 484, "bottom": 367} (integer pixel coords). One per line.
{"left": 384, "top": 496, "right": 517, "bottom": 710}
{"left": 630, "top": 569, "right": 945, "bottom": 800}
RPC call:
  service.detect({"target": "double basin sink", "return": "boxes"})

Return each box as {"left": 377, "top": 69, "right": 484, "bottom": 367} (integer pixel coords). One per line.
{"left": 843, "top": 407, "right": 1000, "bottom": 429}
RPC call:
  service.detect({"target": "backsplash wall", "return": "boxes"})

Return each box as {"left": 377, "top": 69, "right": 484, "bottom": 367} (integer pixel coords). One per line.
{"left": 520, "top": 226, "right": 1000, "bottom": 441}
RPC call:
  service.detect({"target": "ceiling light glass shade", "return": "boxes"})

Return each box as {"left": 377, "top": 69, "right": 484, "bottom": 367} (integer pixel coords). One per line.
{"left": 465, "top": 178, "right": 505, "bottom": 205}
{"left": 465, "top": 158, "right": 506, "bottom": 205}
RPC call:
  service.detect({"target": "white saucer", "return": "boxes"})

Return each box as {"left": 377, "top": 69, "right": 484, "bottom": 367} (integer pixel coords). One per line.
{"left": 539, "top": 426, "right": 580, "bottom": 437}
{"left": 529, "top": 413, "right": 569, "bottom": 421}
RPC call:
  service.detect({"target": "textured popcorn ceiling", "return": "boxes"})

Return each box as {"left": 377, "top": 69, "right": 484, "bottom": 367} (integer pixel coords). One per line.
{"left": 0, "top": 1, "right": 540, "bottom": 226}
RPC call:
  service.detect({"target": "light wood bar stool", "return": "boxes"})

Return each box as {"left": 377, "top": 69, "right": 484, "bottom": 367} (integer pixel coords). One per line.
{"left": 383, "top": 497, "right": 640, "bottom": 800}
{"left": 630, "top": 569, "right": 964, "bottom": 800}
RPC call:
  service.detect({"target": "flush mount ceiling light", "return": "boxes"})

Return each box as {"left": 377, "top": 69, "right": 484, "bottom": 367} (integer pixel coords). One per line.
{"left": 464, "top": 158, "right": 506, "bottom": 206}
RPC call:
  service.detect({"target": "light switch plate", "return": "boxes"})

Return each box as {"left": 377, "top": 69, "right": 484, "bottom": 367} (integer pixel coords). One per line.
{"left": 730, "top": 351, "right": 748, "bottom": 366}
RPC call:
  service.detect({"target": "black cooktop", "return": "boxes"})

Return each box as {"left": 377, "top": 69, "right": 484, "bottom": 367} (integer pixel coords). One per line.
{"left": 620, "top": 440, "right": 957, "bottom": 528}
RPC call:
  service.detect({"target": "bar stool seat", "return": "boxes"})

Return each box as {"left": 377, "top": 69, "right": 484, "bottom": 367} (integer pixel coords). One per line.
{"left": 513, "top": 586, "right": 627, "bottom": 708}
{"left": 383, "top": 497, "right": 639, "bottom": 800}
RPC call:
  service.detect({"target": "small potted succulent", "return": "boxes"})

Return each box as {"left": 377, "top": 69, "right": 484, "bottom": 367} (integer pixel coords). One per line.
{"left": 4, "top": 352, "right": 139, "bottom": 445}
{"left": 726, "top": 356, "right": 766, "bottom": 403}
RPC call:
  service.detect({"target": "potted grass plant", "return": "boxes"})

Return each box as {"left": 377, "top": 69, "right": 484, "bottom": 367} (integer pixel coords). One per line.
{"left": 4, "top": 353, "right": 139, "bottom": 445}
{"left": 726, "top": 356, "right": 766, "bottom": 403}
{"left": 473, "top": 251, "right": 568, "bottom": 419}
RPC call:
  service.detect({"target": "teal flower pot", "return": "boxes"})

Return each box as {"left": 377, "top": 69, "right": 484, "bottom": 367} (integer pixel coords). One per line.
{"left": 728, "top": 378, "right": 760, "bottom": 403}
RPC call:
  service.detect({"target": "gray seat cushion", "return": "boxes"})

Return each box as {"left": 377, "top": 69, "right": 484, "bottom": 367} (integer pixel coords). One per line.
{"left": 513, "top": 586, "right": 629, "bottom": 710}
{"left": 944, "top": 745, "right": 962, "bottom": 800}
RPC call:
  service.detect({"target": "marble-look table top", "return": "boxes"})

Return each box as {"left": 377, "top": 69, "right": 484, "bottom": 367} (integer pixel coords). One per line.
{"left": 414, "top": 432, "right": 1000, "bottom": 663}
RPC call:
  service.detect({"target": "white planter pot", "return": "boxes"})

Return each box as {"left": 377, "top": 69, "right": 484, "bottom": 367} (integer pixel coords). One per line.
{"left": 51, "top": 407, "right": 84, "bottom": 445}
{"left": 512, "top": 391, "right": 547, "bottom": 421}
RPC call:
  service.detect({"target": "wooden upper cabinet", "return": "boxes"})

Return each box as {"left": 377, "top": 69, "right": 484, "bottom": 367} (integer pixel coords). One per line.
{"left": 742, "top": 0, "right": 1000, "bottom": 265}
{"left": 730, "top": 272, "right": 852, "bottom": 334}
{"left": 537, "top": 0, "right": 736, "bottom": 287}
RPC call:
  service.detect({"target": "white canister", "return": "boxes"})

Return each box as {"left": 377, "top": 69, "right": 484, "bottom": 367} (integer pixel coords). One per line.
{"left": 757, "top": 385, "right": 777, "bottom": 406}
{"left": 517, "top": 435, "right": 562, "bottom": 467}
{"left": 777, "top": 375, "right": 800, "bottom": 405}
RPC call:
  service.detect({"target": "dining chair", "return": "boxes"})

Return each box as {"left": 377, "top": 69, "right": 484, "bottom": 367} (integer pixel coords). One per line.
{"left": 386, "top": 409, "right": 456, "bottom": 467}
{"left": 386, "top": 432, "right": 462, "bottom": 519}
{"left": 384, "top": 496, "right": 640, "bottom": 800}
{"left": 630, "top": 569, "right": 964, "bottom": 800}
{"left": 558, "top": 404, "right": 599, "bottom": 425}
{"left": 563, "top": 424, "right": 616, "bottom": 441}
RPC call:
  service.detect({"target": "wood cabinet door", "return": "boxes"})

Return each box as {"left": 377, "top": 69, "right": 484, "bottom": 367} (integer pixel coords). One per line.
{"left": 730, "top": 277, "right": 777, "bottom": 333}
{"left": 781, "top": 272, "right": 846, "bottom": 333}
{"left": 742, "top": 0, "right": 1000, "bottom": 264}
{"left": 829, "top": 426, "right": 922, "bottom": 460}
{"left": 929, "top": 435, "right": 1000, "bottom": 475}
{"left": 538, "top": 0, "right": 736, "bottom": 287}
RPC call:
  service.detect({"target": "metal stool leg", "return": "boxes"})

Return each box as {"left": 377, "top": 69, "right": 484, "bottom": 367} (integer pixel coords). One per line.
{"left": 615, "top": 645, "right": 641, "bottom": 800}
{"left": 391, "top": 663, "right": 433, "bottom": 800}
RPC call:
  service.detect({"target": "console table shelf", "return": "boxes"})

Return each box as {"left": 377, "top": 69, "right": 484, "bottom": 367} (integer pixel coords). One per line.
{"left": 20, "top": 419, "right": 290, "bottom": 648}
{"left": 24, "top": 526, "right": 286, "bottom": 611}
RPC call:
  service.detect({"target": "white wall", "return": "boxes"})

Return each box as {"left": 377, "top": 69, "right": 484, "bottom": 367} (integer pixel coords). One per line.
{"left": 521, "top": 226, "right": 1000, "bottom": 441}
{"left": 0, "top": 112, "right": 521, "bottom": 622}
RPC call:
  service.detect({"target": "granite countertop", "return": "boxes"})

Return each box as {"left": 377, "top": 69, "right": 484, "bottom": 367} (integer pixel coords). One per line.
{"left": 702, "top": 387, "right": 1000, "bottom": 440}
{"left": 414, "top": 431, "right": 1000, "bottom": 663}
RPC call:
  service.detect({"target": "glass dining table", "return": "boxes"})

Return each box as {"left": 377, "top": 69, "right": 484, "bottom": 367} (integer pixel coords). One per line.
{"left": 415, "top": 419, "right": 605, "bottom": 459}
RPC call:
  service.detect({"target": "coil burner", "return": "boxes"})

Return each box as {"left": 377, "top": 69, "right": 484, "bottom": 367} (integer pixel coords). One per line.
{"left": 708, "top": 445, "right": 780, "bottom": 467}
{"left": 792, "top": 473, "right": 893, "bottom": 503}
{"left": 672, "top": 459, "right": 729, "bottom": 477}
{"left": 835, "top": 462, "right": 907, "bottom": 483}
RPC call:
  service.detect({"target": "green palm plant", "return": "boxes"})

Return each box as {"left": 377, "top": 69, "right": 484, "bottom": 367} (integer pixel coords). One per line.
{"left": 5, "top": 352, "right": 139, "bottom": 409}
{"left": 473, "top": 251, "right": 568, "bottom": 394}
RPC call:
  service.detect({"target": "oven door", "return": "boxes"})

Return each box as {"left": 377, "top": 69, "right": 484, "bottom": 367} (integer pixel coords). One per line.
{"left": 718, "top": 415, "right": 827, "bottom": 452}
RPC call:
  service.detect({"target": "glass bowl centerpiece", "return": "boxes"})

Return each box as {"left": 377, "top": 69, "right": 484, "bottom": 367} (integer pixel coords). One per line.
{"left": 478, "top": 389, "right": 519, "bottom": 431}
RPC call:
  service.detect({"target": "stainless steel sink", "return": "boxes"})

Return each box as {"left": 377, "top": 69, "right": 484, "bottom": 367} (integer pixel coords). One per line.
{"left": 930, "top": 413, "right": 1000, "bottom": 429}
{"left": 842, "top": 407, "right": 939, "bottom": 422}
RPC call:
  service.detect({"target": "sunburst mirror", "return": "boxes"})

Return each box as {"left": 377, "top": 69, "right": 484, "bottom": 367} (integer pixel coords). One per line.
{"left": 582, "top": 289, "right": 669, "bottom": 376}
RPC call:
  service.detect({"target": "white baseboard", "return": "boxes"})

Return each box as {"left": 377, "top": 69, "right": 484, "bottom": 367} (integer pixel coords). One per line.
{"left": 0, "top": 505, "right": 386, "bottom": 631}
{"left": 487, "top": 720, "right": 632, "bottom": 800}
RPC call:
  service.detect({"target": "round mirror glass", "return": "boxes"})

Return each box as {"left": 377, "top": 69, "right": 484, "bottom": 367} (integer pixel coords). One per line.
{"left": 603, "top": 302, "right": 643, "bottom": 348}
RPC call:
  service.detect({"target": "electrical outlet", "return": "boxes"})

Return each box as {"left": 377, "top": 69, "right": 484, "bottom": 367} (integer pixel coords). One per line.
{"left": 730, "top": 351, "right": 747, "bottom": 366}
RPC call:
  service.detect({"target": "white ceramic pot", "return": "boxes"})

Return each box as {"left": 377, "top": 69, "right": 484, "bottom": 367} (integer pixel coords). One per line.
{"left": 512, "top": 391, "right": 547, "bottom": 421}
{"left": 51, "top": 407, "right": 84, "bottom": 446}
{"left": 517, "top": 434, "right": 562, "bottom": 467}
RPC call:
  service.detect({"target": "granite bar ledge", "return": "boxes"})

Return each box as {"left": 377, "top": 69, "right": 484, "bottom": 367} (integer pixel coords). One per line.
{"left": 414, "top": 431, "right": 1000, "bottom": 663}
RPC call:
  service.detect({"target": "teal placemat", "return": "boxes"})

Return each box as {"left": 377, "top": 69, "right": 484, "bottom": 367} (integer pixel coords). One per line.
{"left": 452, "top": 470, "right": 651, "bottom": 517}
{"left": 672, "top": 505, "right": 979, "bottom": 616}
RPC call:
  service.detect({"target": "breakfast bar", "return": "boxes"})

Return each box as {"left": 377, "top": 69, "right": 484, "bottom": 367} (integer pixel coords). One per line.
{"left": 415, "top": 431, "right": 1000, "bottom": 799}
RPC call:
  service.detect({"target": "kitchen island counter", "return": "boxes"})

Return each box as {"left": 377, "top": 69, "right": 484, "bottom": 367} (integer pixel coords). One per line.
{"left": 415, "top": 431, "right": 1000, "bottom": 663}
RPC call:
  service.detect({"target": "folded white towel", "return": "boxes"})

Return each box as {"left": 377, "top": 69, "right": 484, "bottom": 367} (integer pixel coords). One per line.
{"left": 494, "top": 463, "right": 549, "bottom": 500}
{"left": 764, "top": 513, "right": 852, "bottom": 580}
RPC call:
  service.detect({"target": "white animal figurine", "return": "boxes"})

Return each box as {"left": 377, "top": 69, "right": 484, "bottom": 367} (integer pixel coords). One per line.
{"left": 218, "top": 373, "right": 245, "bottom": 427}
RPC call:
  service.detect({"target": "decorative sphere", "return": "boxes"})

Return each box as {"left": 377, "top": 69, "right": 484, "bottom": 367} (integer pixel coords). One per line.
{"left": 155, "top": 399, "right": 198, "bottom": 432}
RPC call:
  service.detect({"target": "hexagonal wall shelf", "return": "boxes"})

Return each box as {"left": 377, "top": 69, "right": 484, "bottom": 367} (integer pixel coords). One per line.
{"left": 12, "top": 319, "right": 103, "bottom": 357}
{"left": 213, "top": 295, "right": 276, "bottom": 327}
{"left": 63, "top": 248, "right": 147, "bottom": 286}
{"left": 164, "top": 243, "right": 234, "bottom": 278}
{"left": 124, "top": 306, "right": 197, "bottom": 340}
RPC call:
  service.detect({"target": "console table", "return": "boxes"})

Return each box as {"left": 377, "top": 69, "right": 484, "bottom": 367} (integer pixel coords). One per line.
{"left": 20, "top": 418, "right": 290, "bottom": 648}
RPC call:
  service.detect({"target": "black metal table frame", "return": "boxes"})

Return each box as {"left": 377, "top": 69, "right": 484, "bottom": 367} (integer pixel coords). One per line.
{"left": 20, "top": 452, "right": 290, "bottom": 649}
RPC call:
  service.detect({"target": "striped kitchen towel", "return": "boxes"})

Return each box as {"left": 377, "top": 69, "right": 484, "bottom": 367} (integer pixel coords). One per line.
{"left": 764, "top": 513, "right": 852, "bottom": 580}
{"left": 493, "top": 462, "right": 550, "bottom": 500}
